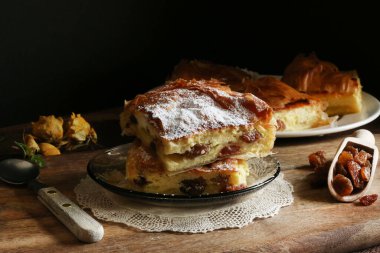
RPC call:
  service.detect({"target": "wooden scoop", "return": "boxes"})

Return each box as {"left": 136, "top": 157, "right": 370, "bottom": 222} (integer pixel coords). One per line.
{"left": 327, "top": 129, "right": 378, "bottom": 202}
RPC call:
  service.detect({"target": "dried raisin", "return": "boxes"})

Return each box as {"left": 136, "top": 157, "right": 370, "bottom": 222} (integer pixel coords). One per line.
{"left": 180, "top": 177, "right": 207, "bottom": 196}
{"left": 133, "top": 176, "right": 149, "bottom": 186}
{"left": 219, "top": 145, "right": 240, "bottom": 157}
{"left": 308, "top": 151, "right": 327, "bottom": 169}
{"left": 347, "top": 160, "right": 363, "bottom": 189}
{"left": 360, "top": 161, "right": 371, "bottom": 182}
{"left": 184, "top": 144, "right": 210, "bottom": 158}
{"left": 338, "top": 151, "right": 353, "bottom": 167}
{"left": 344, "top": 145, "right": 358, "bottom": 156}
{"left": 354, "top": 150, "right": 372, "bottom": 166}
{"left": 359, "top": 194, "right": 378, "bottom": 206}
{"left": 240, "top": 131, "right": 262, "bottom": 143}
{"left": 332, "top": 174, "right": 353, "bottom": 196}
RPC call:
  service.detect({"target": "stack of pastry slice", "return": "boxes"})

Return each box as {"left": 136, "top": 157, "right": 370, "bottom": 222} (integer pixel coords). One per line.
{"left": 120, "top": 78, "right": 277, "bottom": 195}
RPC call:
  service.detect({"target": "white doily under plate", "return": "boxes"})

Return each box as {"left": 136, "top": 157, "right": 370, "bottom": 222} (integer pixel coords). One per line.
{"left": 74, "top": 173, "right": 293, "bottom": 233}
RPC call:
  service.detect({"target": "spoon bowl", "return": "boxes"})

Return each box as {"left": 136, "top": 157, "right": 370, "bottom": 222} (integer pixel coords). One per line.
{"left": 327, "top": 129, "right": 379, "bottom": 202}
{"left": 0, "top": 158, "right": 39, "bottom": 184}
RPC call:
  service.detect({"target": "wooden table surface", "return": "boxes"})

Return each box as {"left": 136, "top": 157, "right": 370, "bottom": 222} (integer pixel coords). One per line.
{"left": 1, "top": 108, "right": 380, "bottom": 253}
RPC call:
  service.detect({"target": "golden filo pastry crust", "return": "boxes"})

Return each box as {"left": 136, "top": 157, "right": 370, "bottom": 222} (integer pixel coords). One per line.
{"left": 120, "top": 78, "right": 276, "bottom": 172}
{"left": 282, "top": 53, "right": 362, "bottom": 116}
{"left": 245, "top": 77, "right": 316, "bottom": 110}
{"left": 170, "top": 59, "right": 259, "bottom": 92}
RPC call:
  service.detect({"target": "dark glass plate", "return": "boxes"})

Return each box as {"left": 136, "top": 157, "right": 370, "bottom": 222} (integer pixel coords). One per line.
{"left": 87, "top": 144, "right": 280, "bottom": 206}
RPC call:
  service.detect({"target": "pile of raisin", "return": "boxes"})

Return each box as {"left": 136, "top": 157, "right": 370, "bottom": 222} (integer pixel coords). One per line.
{"left": 332, "top": 145, "right": 372, "bottom": 196}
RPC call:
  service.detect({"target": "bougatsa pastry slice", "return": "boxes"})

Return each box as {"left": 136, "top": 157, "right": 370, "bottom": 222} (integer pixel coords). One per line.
{"left": 245, "top": 76, "right": 332, "bottom": 131}
{"left": 282, "top": 53, "right": 362, "bottom": 116}
{"left": 125, "top": 141, "right": 249, "bottom": 195}
{"left": 120, "top": 78, "right": 276, "bottom": 172}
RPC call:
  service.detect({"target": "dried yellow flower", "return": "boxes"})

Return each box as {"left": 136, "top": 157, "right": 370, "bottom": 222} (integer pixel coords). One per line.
{"left": 32, "top": 115, "right": 64, "bottom": 143}
{"left": 24, "top": 134, "right": 40, "bottom": 153}
{"left": 65, "top": 113, "right": 97, "bottom": 143}
{"left": 39, "top": 142, "right": 61, "bottom": 156}
{"left": 28, "top": 112, "right": 97, "bottom": 154}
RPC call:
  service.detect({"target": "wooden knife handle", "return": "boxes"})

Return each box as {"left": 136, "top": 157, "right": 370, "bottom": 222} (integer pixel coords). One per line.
{"left": 37, "top": 187, "right": 104, "bottom": 243}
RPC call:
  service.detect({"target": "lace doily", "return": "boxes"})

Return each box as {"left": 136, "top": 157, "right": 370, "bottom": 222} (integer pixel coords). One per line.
{"left": 74, "top": 173, "right": 293, "bottom": 233}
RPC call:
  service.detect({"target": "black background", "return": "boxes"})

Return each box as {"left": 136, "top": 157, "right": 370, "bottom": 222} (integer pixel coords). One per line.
{"left": 1, "top": 0, "right": 379, "bottom": 127}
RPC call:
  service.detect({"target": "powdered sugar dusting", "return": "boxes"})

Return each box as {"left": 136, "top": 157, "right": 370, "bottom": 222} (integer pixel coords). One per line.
{"left": 139, "top": 88, "right": 254, "bottom": 140}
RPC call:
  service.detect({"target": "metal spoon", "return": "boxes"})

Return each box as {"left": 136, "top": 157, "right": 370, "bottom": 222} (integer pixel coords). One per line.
{"left": 0, "top": 158, "right": 104, "bottom": 243}
{"left": 327, "top": 129, "right": 379, "bottom": 202}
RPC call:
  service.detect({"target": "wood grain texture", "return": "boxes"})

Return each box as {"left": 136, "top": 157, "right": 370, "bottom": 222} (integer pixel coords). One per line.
{"left": 1, "top": 109, "right": 379, "bottom": 253}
